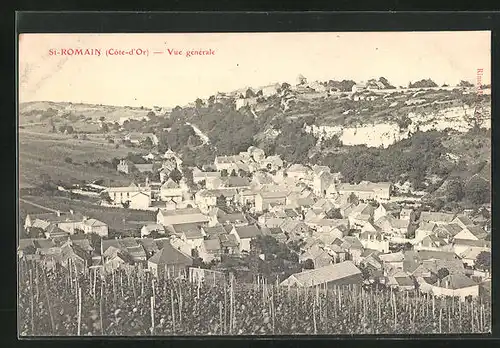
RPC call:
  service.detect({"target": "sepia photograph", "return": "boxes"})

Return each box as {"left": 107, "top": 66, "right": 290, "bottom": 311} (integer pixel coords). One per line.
{"left": 18, "top": 31, "right": 491, "bottom": 336}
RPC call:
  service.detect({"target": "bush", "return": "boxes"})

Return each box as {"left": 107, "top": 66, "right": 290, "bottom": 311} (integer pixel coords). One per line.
{"left": 64, "top": 157, "right": 73, "bottom": 164}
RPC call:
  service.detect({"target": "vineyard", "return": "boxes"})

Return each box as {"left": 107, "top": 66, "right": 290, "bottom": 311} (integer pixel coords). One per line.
{"left": 18, "top": 260, "right": 491, "bottom": 336}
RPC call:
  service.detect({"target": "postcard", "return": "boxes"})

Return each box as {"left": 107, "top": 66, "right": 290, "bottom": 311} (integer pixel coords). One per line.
{"left": 18, "top": 31, "right": 491, "bottom": 336}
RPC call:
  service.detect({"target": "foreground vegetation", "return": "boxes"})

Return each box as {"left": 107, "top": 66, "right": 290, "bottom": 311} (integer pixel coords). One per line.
{"left": 18, "top": 261, "right": 490, "bottom": 336}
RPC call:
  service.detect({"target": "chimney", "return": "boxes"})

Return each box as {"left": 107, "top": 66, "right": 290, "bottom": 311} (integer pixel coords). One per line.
{"left": 70, "top": 209, "right": 74, "bottom": 215}
{"left": 56, "top": 211, "right": 61, "bottom": 217}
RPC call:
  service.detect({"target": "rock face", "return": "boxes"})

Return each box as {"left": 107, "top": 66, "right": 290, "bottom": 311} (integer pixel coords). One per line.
{"left": 305, "top": 106, "right": 491, "bottom": 149}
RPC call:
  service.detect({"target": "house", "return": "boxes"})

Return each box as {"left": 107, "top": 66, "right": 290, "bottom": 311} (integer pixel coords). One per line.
{"left": 137, "top": 238, "right": 160, "bottom": 258}
{"left": 433, "top": 223, "right": 463, "bottom": 241}
{"left": 159, "top": 160, "right": 177, "bottom": 183}
{"left": 104, "top": 183, "right": 152, "bottom": 210}
{"left": 358, "top": 230, "right": 389, "bottom": 253}
{"left": 374, "top": 215, "right": 409, "bottom": 237}
{"left": 148, "top": 242, "right": 193, "bottom": 278}
{"left": 198, "top": 238, "right": 222, "bottom": 263}
{"left": 337, "top": 182, "right": 392, "bottom": 201}
{"left": 286, "top": 164, "right": 311, "bottom": 181}
{"left": 351, "top": 83, "right": 367, "bottom": 93}
{"left": 168, "top": 223, "right": 205, "bottom": 250}
{"left": 312, "top": 170, "right": 332, "bottom": 197}
{"left": 159, "top": 179, "right": 184, "bottom": 202}
{"left": 373, "top": 203, "right": 401, "bottom": 222}
{"left": 299, "top": 244, "right": 333, "bottom": 269}
{"left": 220, "top": 176, "right": 252, "bottom": 190}
{"left": 414, "top": 235, "right": 450, "bottom": 251}
{"left": 80, "top": 218, "right": 108, "bottom": 237}
{"left": 192, "top": 168, "right": 221, "bottom": 185}
{"left": 163, "top": 149, "right": 183, "bottom": 167}
{"left": 387, "top": 273, "right": 415, "bottom": 291}
{"left": 25, "top": 211, "right": 86, "bottom": 234}
{"left": 459, "top": 247, "right": 488, "bottom": 268}
{"left": 214, "top": 155, "right": 245, "bottom": 172}
{"left": 452, "top": 215, "right": 475, "bottom": 229}
{"left": 414, "top": 222, "right": 437, "bottom": 241}
{"left": 419, "top": 212, "right": 457, "bottom": 225}
{"left": 255, "top": 191, "right": 289, "bottom": 213}
{"left": 379, "top": 252, "right": 405, "bottom": 273}
{"left": 453, "top": 225, "right": 487, "bottom": 241}
{"left": 140, "top": 224, "right": 166, "bottom": 238}
{"left": 230, "top": 225, "right": 262, "bottom": 252}
{"left": 60, "top": 243, "right": 92, "bottom": 273}
{"left": 215, "top": 212, "right": 248, "bottom": 226}
{"left": 400, "top": 208, "right": 416, "bottom": 222}
{"left": 451, "top": 239, "right": 490, "bottom": 256}
{"left": 280, "top": 261, "right": 363, "bottom": 288}
{"left": 218, "top": 233, "right": 240, "bottom": 255}
{"left": 195, "top": 189, "right": 238, "bottom": 211}
{"left": 339, "top": 236, "right": 364, "bottom": 264}
{"left": 346, "top": 203, "right": 375, "bottom": 227}
{"left": 156, "top": 207, "right": 209, "bottom": 227}
{"left": 125, "top": 132, "right": 159, "bottom": 146}
{"left": 44, "top": 224, "right": 70, "bottom": 239}
{"left": 280, "top": 220, "right": 311, "bottom": 239}
{"left": 423, "top": 274, "right": 479, "bottom": 300}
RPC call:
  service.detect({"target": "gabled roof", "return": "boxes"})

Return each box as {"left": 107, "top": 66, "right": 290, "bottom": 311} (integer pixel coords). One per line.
{"left": 463, "top": 226, "right": 488, "bottom": 239}
{"left": 453, "top": 215, "right": 475, "bottom": 226}
{"left": 222, "top": 177, "right": 251, "bottom": 188}
{"left": 233, "top": 225, "right": 262, "bottom": 239}
{"left": 202, "top": 225, "right": 227, "bottom": 237}
{"left": 379, "top": 251, "right": 405, "bottom": 263}
{"left": 440, "top": 274, "right": 477, "bottom": 290}
{"left": 341, "top": 236, "right": 363, "bottom": 250}
{"left": 435, "top": 223, "right": 462, "bottom": 237}
{"left": 170, "top": 223, "right": 203, "bottom": 239}
{"left": 459, "top": 247, "right": 487, "bottom": 260}
{"left": 419, "top": 212, "right": 457, "bottom": 224}
{"left": 417, "top": 250, "right": 459, "bottom": 261}
{"left": 416, "top": 222, "right": 437, "bottom": 232}
{"left": 148, "top": 242, "right": 193, "bottom": 266}
{"left": 161, "top": 178, "right": 180, "bottom": 190}
{"left": 283, "top": 261, "right": 361, "bottom": 287}
{"left": 219, "top": 233, "right": 238, "bottom": 248}
{"left": 82, "top": 218, "right": 107, "bottom": 227}
{"left": 452, "top": 239, "right": 491, "bottom": 248}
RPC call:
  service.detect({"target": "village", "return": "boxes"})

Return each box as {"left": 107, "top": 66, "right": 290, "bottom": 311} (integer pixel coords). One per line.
{"left": 19, "top": 134, "right": 491, "bottom": 301}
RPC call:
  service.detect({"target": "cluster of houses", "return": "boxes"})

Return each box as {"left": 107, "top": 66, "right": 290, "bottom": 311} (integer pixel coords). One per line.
{"left": 20, "top": 142, "right": 491, "bottom": 301}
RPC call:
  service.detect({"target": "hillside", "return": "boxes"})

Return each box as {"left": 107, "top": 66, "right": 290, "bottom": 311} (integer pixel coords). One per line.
{"left": 18, "top": 80, "right": 491, "bottom": 200}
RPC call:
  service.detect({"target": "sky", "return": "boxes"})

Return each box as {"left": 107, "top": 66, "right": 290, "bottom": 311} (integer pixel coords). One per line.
{"left": 19, "top": 32, "right": 491, "bottom": 108}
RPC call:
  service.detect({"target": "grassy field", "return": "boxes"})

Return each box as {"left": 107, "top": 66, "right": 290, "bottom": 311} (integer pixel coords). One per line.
{"left": 19, "top": 131, "right": 139, "bottom": 188}
{"left": 19, "top": 101, "right": 154, "bottom": 124}
{"left": 20, "top": 195, "right": 156, "bottom": 232}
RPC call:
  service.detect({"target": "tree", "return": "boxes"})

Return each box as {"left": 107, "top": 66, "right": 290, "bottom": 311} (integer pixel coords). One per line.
{"left": 464, "top": 177, "right": 490, "bottom": 206}
{"left": 101, "top": 123, "right": 109, "bottom": 133}
{"left": 303, "top": 259, "right": 314, "bottom": 270}
{"left": 64, "top": 157, "right": 73, "bottom": 164}
{"left": 245, "top": 88, "right": 256, "bottom": 98}
{"left": 195, "top": 98, "right": 204, "bottom": 109}
{"left": 89, "top": 233, "right": 102, "bottom": 251}
{"left": 458, "top": 80, "right": 474, "bottom": 88}
{"left": 230, "top": 169, "right": 237, "bottom": 177}
{"left": 475, "top": 251, "right": 491, "bottom": 271}
{"left": 216, "top": 195, "right": 226, "bottom": 208}
{"left": 221, "top": 169, "right": 228, "bottom": 177}
{"left": 122, "top": 201, "right": 130, "bottom": 209}
{"left": 141, "top": 136, "right": 154, "bottom": 149}
{"left": 446, "top": 179, "right": 464, "bottom": 202}
{"left": 100, "top": 191, "right": 112, "bottom": 204}
{"left": 169, "top": 168, "right": 183, "bottom": 183}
